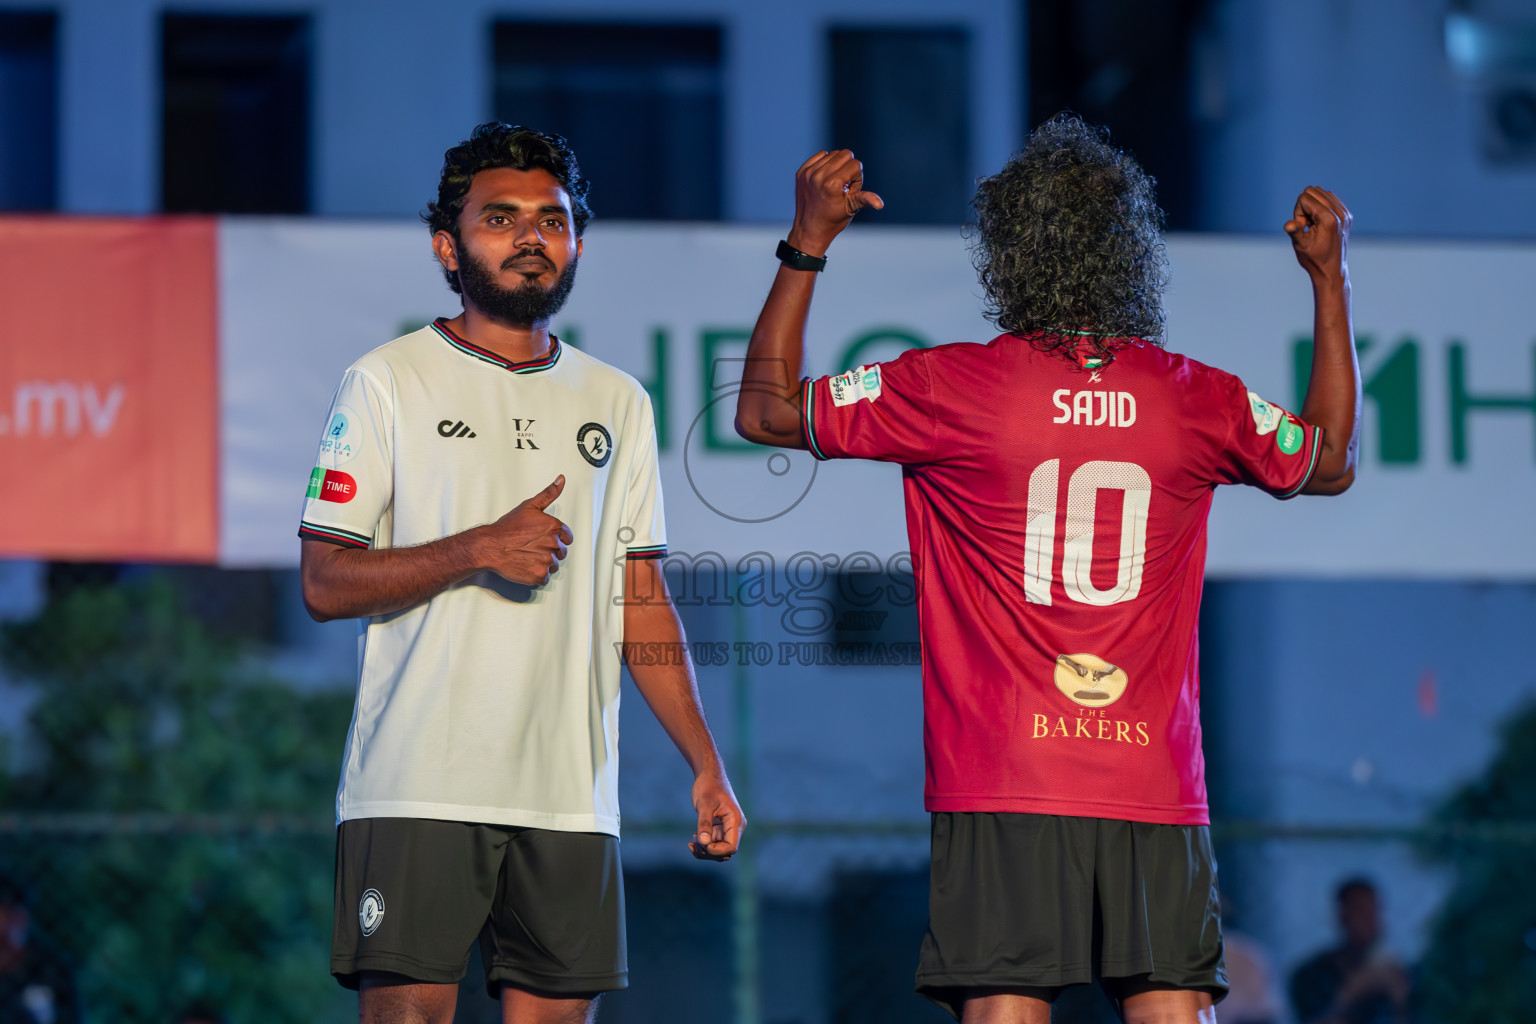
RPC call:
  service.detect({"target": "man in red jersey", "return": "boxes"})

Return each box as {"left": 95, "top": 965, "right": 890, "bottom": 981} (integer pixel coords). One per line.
{"left": 733, "top": 113, "right": 1359, "bottom": 1024}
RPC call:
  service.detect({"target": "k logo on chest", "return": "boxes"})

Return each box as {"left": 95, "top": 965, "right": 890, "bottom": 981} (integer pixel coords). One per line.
{"left": 511, "top": 418, "right": 539, "bottom": 450}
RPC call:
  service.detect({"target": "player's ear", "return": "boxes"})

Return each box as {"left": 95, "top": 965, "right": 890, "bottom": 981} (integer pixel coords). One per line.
{"left": 432, "top": 230, "right": 460, "bottom": 273}
{"left": 576, "top": 235, "right": 583, "bottom": 260}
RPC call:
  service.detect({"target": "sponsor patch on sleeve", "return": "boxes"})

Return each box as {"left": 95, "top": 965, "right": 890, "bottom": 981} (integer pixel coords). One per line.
{"left": 1276, "top": 414, "right": 1306, "bottom": 455}
{"left": 307, "top": 467, "right": 358, "bottom": 503}
{"left": 319, "top": 405, "right": 360, "bottom": 466}
{"left": 1247, "top": 391, "right": 1283, "bottom": 436}
{"left": 829, "top": 365, "right": 884, "bottom": 407}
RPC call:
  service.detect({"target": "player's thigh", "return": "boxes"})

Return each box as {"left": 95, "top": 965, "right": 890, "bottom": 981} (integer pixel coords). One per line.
{"left": 480, "top": 828, "right": 627, "bottom": 999}
{"left": 333, "top": 818, "right": 508, "bottom": 989}
{"left": 957, "top": 988, "right": 1054, "bottom": 1024}
{"left": 917, "top": 813, "right": 1097, "bottom": 1019}
{"left": 1094, "top": 820, "right": 1226, "bottom": 1008}
{"left": 358, "top": 971, "right": 458, "bottom": 1024}
{"left": 500, "top": 986, "right": 598, "bottom": 1024}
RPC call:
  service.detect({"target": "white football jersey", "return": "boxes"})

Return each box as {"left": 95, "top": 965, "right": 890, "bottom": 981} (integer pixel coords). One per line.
{"left": 300, "top": 320, "right": 667, "bottom": 835}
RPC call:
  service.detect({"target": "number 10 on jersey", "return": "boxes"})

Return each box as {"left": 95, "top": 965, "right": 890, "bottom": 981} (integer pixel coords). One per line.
{"left": 1024, "top": 460, "right": 1151, "bottom": 607}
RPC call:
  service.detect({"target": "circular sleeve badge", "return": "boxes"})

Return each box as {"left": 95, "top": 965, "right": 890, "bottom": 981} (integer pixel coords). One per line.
{"left": 1276, "top": 417, "right": 1305, "bottom": 455}
{"left": 577, "top": 422, "right": 613, "bottom": 467}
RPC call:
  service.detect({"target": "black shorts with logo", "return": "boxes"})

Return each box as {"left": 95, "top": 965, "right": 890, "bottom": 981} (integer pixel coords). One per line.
{"left": 332, "top": 818, "right": 627, "bottom": 996}
{"left": 916, "top": 812, "right": 1227, "bottom": 1020}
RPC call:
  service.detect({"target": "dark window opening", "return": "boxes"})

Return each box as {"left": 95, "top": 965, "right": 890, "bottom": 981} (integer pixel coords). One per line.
{"left": 0, "top": 11, "right": 58, "bottom": 211}
{"left": 1027, "top": 0, "right": 1214, "bottom": 230}
{"left": 830, "top": 568, "right": 918, "bottom": 658}
{"left": 829, "top": 27, "right": 971, "bottom": 225}
{"left": 161, "top": 13, "right": 310, "bottom": 214}
{"left": 493, "top": 22, "right": 723, "bottom": 221}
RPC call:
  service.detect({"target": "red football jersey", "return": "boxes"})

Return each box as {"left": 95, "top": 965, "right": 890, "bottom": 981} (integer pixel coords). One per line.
{"left": 801, "top": 334, "right": 1322, "bottom": 825}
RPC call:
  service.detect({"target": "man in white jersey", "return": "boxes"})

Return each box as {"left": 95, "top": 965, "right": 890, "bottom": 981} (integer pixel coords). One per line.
{"left": 299, "top": 123, "right": 744, "bottom": 1024}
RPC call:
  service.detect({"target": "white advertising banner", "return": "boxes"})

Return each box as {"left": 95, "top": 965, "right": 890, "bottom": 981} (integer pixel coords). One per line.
{"left": 219, "top": 221, "right": 1536, "bottom": 578}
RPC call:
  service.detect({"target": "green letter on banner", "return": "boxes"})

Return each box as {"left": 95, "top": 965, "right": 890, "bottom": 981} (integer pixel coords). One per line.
{"left": 1294, "top": 335, "right": 1420, "bottom": 464}
{"left": 1449, "top": 342, "right": 1536, "bottom": 464}
{"left": 837, "top": 328, "right": 930, "bottom": 374}
{"left": 701, "top": 328, "right": 756, "bottom": 452}
{"left": 638, "top": 328, "right": 669, "bottom": 450}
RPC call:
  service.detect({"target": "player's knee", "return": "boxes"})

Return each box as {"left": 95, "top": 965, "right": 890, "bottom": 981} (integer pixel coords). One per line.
{"left": 357, "top": 972, "right": 457, "bottom": 1024}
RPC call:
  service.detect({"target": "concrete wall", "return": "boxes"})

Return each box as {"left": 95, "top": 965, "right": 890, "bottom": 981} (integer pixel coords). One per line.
{"left": 1199, "top": 0, "right": 1536, "bottom": 236}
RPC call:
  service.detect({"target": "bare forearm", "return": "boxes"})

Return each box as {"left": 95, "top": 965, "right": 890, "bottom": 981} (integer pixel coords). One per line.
{"left": 734, "top": 250, "right": 821, "bottom": 447}
{"left": 300, "top": 532, "right": 486, "bottom": 621}
{"left": 1300, "top": 273, "right": 1361, "bottom": 493}
{"left": 624, "top": 602, "right": 725, "bottom": 778}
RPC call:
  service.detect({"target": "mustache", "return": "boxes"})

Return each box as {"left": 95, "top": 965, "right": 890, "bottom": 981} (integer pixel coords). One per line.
{"left": 501, "top": 248, "right": 554, "bottom": 273}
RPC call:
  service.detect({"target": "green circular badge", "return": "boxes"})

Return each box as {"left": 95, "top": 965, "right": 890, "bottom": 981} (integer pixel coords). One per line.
{"left": 1277, "top": 420, "right": 1304, "bottom": 455}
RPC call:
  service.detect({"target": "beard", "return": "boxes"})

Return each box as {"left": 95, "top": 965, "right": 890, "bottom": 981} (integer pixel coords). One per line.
{"left": 456, "top": 243, "right": 579, "bottom": 327}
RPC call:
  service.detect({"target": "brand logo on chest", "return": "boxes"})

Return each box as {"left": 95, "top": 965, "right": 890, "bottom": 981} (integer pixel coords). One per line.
{"left": 511, "top": 418, "right": 538, "bottom": 449}
{"left": 576, "top": 422, "right": 612, "bottom": 467}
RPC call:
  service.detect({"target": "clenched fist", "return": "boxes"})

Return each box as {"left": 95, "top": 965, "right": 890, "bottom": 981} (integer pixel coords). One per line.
{"left": 477, "top": 476, "right": 574, "bottom": 586}
{"left": 786, "top": 149, "right": 886, "bottom": 258}
{"left": 1285, "top": 186, "right": 1351, "bottom": 285}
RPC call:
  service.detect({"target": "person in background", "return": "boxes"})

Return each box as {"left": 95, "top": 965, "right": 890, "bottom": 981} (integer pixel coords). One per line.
{"left": 0, "top": 874, "right": 79, "bottom": 1024}
{"left": 1290, "top": 877, "right": 1412, "bottom": 1024}
{"left": 1221, "top": 928, "right": 1283, "bottom": 1024}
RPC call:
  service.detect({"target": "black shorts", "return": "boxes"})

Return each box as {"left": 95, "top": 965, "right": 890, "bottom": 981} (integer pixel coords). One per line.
{"left": 916, "top": 812, "right": 1227, "bottom": 1019}
{"left": 332, "top": 818, "right": 627, "bottom": 996}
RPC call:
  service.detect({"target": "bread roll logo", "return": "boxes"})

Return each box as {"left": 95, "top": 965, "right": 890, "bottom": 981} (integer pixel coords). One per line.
{"left": 1054, "top": 653, "right": 1129, "bottom": 708}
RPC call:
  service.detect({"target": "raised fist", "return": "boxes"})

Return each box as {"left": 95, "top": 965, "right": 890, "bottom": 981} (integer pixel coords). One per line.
{"left": 788, "top": 150, "right": 886, "bottom": 256}
{"left": 1285, "top": 186, "right": 1351, "bottom": 283}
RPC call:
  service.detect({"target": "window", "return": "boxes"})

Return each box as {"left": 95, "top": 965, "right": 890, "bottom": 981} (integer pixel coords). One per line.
{"left": 1028, "top": 0, "right": 1209, "bottom": 229}
{"left": 492, "top": 21, "right": 723, "bottom": 221}
{"left": 0, "top": 11, "right": 58, "bottom": 210}
{"left": 161, "top": 14, "right": 310, "bottom": 214}
{"left": 828, "top": 27, "right": 971, "bottom": 225}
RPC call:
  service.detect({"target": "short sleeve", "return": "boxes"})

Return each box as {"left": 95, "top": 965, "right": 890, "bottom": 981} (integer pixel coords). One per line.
{"left": 621, "top": 392, "right": 668, "bottom": 561}
{"left": 297, "top": 368, "right": 393, "bottom": 548}
{"left": 1211, "top": 373, "right": 1324, "bottom": 499}
{"left": 801, "top": 347, "right": 938, "bottom": 464}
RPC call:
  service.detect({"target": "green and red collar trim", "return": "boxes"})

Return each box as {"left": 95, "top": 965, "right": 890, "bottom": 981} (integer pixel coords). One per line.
{"left": 431, "top": 317, "right": 563, "bottom": 374}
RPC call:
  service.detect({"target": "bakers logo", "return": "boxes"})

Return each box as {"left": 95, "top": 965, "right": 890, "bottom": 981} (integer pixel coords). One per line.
{"left": 1031, "top": 652, "right": 1149, "bottom": 746}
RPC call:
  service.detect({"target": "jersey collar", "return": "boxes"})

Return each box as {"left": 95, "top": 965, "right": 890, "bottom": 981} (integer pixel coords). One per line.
{"left": 431, "top": 318, "right": 563, "bottom": 374}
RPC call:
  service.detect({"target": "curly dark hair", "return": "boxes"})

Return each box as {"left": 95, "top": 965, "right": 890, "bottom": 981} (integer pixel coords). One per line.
{"left": 423, "top": 123, "right": 593, "bottom": 294}
{"left": 967, "top": 112, "right": 1169, "bottom": 362}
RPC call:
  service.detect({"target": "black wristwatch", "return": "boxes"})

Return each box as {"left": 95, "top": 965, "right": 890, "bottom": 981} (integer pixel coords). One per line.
{"left": 776, "top": 239, "right": 828, "bottom": 272}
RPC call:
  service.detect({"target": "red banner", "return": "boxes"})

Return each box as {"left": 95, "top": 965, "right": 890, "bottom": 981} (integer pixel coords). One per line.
{"left": 0, "top": 217, "right": 218, "bottom": 561}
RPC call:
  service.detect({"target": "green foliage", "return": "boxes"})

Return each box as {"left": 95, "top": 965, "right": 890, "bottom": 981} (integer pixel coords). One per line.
{"left": 1417, "top": 700, "right": 1536, "bottom": 1023}
{"left": 0, "top": 578, "right": 354, "bottom": 1022}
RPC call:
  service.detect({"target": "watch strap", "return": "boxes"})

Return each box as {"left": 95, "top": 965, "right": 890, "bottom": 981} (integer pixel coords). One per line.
{"left": 776, "top": 239, "right": 828, "bottom": 272}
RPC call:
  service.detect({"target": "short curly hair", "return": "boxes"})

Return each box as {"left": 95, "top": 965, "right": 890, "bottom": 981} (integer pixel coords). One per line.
{"left": 967, "top": 112, "right": 1169, "bottom": 362}
{"left": 423, "top": 123, "right": 593, "bottom": 294}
